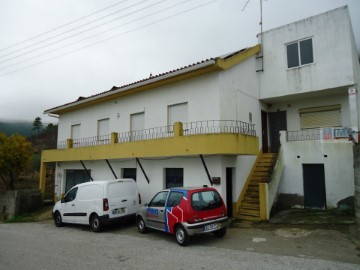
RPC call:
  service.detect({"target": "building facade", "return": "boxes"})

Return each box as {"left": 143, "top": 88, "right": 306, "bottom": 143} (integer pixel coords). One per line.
{"left": 40, "top": 6, "right": 360, "bottom": 220}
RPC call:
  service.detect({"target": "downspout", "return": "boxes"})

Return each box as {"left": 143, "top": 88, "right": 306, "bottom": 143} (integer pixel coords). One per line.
{"left": 136, "top": 158, "right": 150, "bottom": 184}
{"left": 199, "top": 155, "right": 213, "bottom": 186}
{"left": 105, "top": 159, "right": 118, "bottom": 179}
{"left": 80, "top": 160, "right": 93, "bottom": 181}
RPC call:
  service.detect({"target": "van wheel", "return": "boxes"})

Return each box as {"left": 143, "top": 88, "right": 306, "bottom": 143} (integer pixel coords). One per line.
{"left": 175, "top": 224, "right": 190, "bottom": 246}
{"left": 54, "top": 212, "right": 63, "bottom": 227}
{"left": 213, "top": 227, "right": 227, "bottom": 238}
{"left": 137, "top": 217, "right": 147, "bottom": 234}
{"left": 90, "top": 214, "right": 103, "bottom": 232}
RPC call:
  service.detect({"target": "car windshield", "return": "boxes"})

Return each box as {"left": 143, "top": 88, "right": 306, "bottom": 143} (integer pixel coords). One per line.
{"left": 191, "top": 190, "right": 222, "bottom": 211}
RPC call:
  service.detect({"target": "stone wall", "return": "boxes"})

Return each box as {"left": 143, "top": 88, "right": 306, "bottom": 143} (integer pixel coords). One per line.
{"left": 0, "top": 189, "right": 43, "bottom": 220}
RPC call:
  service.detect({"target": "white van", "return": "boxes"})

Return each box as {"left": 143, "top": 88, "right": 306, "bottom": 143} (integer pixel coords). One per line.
{"left": 53, "top": 179, "right": 141, "bottom": 232}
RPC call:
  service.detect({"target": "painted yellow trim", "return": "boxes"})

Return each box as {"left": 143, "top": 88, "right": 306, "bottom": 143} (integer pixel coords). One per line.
{"left": 48, "top": 45, "right": 261, "bottom": 115}
{"left": 67, "top": 139, "right": 73, "bottom": 149}
{"left": 259, "top": 183, "right": 268, "bottom": 220}
{"left": 233, "top": 149, "right": 262, "bottom": 217}
{"left": 39, "top": 162, "right": 47, "bottom": 195}
{"left": 41, "top": 133, "right": 259, "bottom": 163}
{"left": 174, "top": 122, "right": 183, "bottom": 137}
{"left": 216, "top": 45, "right": 261, "bottom": 70}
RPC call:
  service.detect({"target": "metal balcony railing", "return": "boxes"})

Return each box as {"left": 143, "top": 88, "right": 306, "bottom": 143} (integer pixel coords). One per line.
{"left": 118, "top": 125, "right": 173, "bottom": 143}
{"left": 56, "top": 120, "right": 256, "bottom": 149}
{"left": 183, "top": 120, "right": 256, "bottom": 136}
{"left": 287, "top": 127, "right": 353, "bottom": 142}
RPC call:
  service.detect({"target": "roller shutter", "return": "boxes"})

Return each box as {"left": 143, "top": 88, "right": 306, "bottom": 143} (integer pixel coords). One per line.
{"left": 299, "top": 105, "right": 341, "bottom": 129}
{"left": 168, "top": 103, "right": 188, "bottom": 126}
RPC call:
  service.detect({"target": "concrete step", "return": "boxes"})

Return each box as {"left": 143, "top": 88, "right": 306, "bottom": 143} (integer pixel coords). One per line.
{"left": 255, "top": 167, "right": 272, "bottom": 172}
{"left": 236, "top": 213, "right": 261, "bottom": 221}
{"left": 242, "top": 201, "right": 260, "bottom": 208}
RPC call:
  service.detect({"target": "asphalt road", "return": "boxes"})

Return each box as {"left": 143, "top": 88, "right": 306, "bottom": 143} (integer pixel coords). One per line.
{"left": 0, "top": 221, "right": 359, "bottom": 270}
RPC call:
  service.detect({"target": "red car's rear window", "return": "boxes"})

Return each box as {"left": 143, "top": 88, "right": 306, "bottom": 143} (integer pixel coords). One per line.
{"left": 191, "top": 190, "right": 222, "bottom": 211}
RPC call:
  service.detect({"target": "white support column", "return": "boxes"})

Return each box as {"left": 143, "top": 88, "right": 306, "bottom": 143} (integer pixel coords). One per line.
{"left": 348, "top": 86, "right": 359, "bottom": 132}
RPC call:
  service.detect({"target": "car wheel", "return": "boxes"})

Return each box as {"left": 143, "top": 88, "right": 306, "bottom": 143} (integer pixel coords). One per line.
{"left": 137, "top": 217, "right": 147, "bottom": 234}
{"left": 175, "top": 225, "right": 190, "bottom": 246}
{"left": 213, "top": 227, "right": 227, "bottom": 238}
{"left": 54, "top": 212, "right": 63, "bottom": 227}
{"left": 90, "top": 214, "right": 103, "bottom": 232}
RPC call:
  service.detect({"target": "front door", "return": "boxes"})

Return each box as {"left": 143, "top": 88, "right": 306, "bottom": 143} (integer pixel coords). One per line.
{"left": 303, "top": 164, "right": 326, "bottom": 210}
{"left": 268, "top": 111, "right": 287, "bottom": 152}
{"left": 261, "top": 111, "right": 269, "bottom": 153}
{"left": 61, "top": 187, "right": 78, "bottom": 223}
{"left": 226, "top": 168, "right": 234, "bottom": 218}
{"left": 146, "top": 191, "right": 168, "bottom": 231}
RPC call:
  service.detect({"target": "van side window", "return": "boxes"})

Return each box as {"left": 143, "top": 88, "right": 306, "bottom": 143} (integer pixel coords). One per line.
{"left": 64, "top": 187, "right": 78, "bottom": 203}
{"left": 167, "top": 192, "right": 184, "bottom": 207}
{"left": 149, "top": 191, "right": 168, "bottom": 207}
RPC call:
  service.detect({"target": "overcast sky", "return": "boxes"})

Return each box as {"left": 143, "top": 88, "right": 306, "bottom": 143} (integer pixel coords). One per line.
{"left": 0, "top": 0, "right": 359, "bottom": 123}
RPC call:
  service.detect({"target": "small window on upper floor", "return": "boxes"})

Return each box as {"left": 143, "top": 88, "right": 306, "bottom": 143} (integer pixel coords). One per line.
{"left": 286, "top": 38, "right": 313, "bottom": 69}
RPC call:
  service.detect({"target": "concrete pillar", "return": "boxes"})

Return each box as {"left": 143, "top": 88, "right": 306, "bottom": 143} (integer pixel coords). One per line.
{"left": 174, "top": 122, "right": 183, "bottom": 137}
{"left": 348, "top": 86, "right": 358, "bottom": 132}
{"left": 39, "top": 162, "right": 47, "bottom": 195}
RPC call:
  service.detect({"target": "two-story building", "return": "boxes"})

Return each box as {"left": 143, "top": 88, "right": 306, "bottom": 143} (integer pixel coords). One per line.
{"left": 40, "top": 6, "right": 360, "bottom": 221}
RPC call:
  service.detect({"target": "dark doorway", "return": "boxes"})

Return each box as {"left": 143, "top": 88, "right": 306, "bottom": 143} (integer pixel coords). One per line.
{"left": 226, "top": 168, "right": 234, "bottom": 218}
{"left": 65, "top": 169, "right": 91, "bottom": 193}
{"left": 303, "top": 164, "right": 326, "bottom": 210}
{"left": 165, "top": 168, "right": 184, "bottom": 189}
{"left": 261, "top": 110, "right": 269, "bottom": 153}
{"left": 268, "top": 111, "right": 287, "bottom": 152}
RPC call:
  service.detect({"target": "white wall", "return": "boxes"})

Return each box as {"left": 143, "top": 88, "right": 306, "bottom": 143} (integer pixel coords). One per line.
{"left": 267, "top": 92, "right": 350, "bottom": 131}
{"left": 279, "top": 140, "right": 354, "bottom": 208}
{"left": 260, "top": 6, "right": 357, "bottom": 99}
{"left": 219, "top": 56, "right": 262, "bottom": 140}
{"left": 57, "top": 72, "right": 220, "bottom": 142}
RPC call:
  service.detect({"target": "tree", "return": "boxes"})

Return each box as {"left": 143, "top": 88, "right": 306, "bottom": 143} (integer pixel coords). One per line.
{"left": 0, "top": 133, "right": 33, "bottom": 190}
{"left": 32, "top": 117, "right": 43, "bottom": 135}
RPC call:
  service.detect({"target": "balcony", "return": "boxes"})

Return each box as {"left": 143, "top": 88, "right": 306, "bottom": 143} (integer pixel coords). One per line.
{"left": 43, "top": 120, "right": 259, "bottom": 163}
{"left": 286, "top": 127, "right": 357, "bottom": 142}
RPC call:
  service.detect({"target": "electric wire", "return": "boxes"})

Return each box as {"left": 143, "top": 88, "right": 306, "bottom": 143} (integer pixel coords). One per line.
{"left": 0, "top": 0, "right": 131, "bottom": 53}
{"left": 0, "top": 0, "right": 156, "bottom": 61}
{"left": 0, "top": 0, "right": 217, "bottom": 77}
{"left": 0, "top": 0, "right": 193, "bottom": 71}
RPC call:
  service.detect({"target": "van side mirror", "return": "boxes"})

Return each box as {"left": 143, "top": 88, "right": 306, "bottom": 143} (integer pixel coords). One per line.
{"left": 61, "top": 198, "right": 65, "bottom": 203}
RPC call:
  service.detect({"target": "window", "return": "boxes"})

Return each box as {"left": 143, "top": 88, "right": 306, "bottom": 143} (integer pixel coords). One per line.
{"left": 168, "top": 103, "right": 188, "bottom": 132}
{"left": 167, "top": 192, "right": 184, "bottom": 207}
{"left": 191, "top": 190, "right": 222, "bottom": 211}
{"left": 299, "top": 105, "right": 341, "bottom": 129}
{"left": 71, "top": 124, "right": 80, "bottom": 139}
{"left": 98, "top": 118, "right": 109, "bottom": 137}
{"left": 65, "top": 170, "right": 91, "bottom": 193}
{"left": 165, "top": 168, "right": 183, "bottom": 189}
{"left": 122, "top": 168, "right": 137, "bottom": 181}
{"left": 286, "top": 38, "right": 313, "bottom": 68}
{"left": 149, "top": 191, "right": 169, "bottom": 207}
{"left": 64, "top": 187, "right": 78, "bottom": 203}
{"left": 130, "top": 112, "right": 145, "bottom": 141}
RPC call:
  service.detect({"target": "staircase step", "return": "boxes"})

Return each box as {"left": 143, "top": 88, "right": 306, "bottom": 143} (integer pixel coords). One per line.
{"left": 240, "top": 205, "right": 260, "bottom": 211}
{"left": 238, "top": 208, "right": 260, "bottom": 215}
{"left": 255, "top": 167, "right": 271, "bottom": 172}
{"left": 242, "top": 201, "right": 260, "bottom": 208}
{"left": 236, "top": 213, "right": 261, "bottom": 221}
{"left": 247, "top": 186, "right": 259, "bottom": 192}
{"left": 246, "top": 190, "right": 259, "bottom": 196}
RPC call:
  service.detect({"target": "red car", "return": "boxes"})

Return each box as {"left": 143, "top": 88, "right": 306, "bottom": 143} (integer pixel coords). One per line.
{"left": 136, "top": 186, "right": 228, "bottom": 246}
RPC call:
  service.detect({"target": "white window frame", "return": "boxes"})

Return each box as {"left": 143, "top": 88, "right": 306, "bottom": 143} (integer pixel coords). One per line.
{"left": 286, "top": 37, "right": 314, "bottom": 69}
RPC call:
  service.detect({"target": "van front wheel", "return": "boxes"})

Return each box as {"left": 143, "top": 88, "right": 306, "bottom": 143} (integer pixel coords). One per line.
{"left": 90, "top": 214, "right": 103, "bottom": 232}
{"left": 54, "top": 212, "right": 63, "bottom": 227}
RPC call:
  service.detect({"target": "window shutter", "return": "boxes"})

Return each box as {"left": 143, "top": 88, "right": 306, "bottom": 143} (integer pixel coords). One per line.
{"left": 98, "top": 118, "right": 109, "bottom": 136}
{"left": 71, "top": 124, "right": 80, "bottom": 139}
{"left": 131, "top": 113, "right": 144, "bottom": 131}
{"left": 168, "top": 103, "right": 188, "bottom": 125}
{"left": 300, "top": 105, "right": 341, "bottom": 129}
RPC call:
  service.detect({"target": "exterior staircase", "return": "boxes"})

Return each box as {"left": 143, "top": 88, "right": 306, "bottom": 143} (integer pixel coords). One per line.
{"left": 236, "top": 153, "right": 276, "bottom": 221}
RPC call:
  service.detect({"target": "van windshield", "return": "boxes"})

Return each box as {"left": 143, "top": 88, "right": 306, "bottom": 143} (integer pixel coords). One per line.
{"left": 191, "top": 190, "right": 222, "bottom": 211}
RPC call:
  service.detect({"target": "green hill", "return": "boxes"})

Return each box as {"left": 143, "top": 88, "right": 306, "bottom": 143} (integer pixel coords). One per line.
{"left": 0, "top": 121, "right": 34, "bottom": 137}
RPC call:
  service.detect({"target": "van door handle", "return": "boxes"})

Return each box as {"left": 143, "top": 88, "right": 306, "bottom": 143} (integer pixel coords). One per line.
{"left": 121, "top": 199, "right": 127, "bottom": 202}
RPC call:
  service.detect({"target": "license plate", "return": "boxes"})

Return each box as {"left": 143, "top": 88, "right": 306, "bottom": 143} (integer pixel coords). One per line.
{"left": 112, "top": 208, "right": 125, "bottom": 215}
{"left": 204, "top": 223, "right": 220, "bottom": 231}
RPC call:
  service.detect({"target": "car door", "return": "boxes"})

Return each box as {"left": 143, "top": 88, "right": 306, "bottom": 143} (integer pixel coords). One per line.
{"left": 145, "top": 191, "right": 168, "bottom": 231}
{"left": 61, "top": 187, "right": 78, "bottom": 223}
